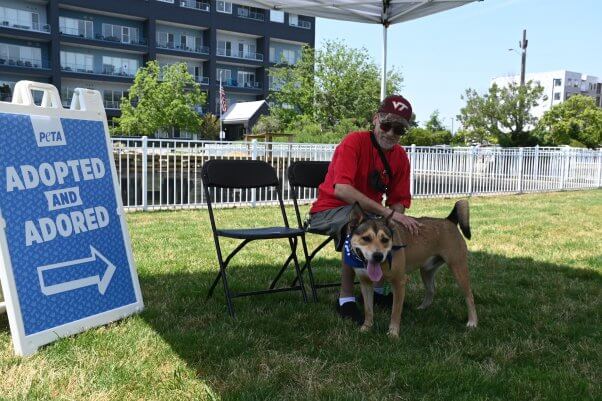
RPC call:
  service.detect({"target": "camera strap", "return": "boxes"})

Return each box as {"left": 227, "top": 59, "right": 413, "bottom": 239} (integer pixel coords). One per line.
{"left": 369, "top": 132, "right": 392, "bottom": 193}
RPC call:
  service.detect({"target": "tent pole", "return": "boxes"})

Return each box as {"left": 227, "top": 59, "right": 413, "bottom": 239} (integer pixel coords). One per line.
{"left": 380, "top": 24, "right": 388, "bottom": 101}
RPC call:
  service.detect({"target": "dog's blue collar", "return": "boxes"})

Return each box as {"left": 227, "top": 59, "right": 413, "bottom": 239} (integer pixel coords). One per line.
{"left": 343, "top": 235, "right": 404, "bottom": 269}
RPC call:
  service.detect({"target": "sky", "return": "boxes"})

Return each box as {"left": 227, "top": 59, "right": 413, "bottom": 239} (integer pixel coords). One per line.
{"left": 315, "top": 0, "right": 602, "bottom": 131}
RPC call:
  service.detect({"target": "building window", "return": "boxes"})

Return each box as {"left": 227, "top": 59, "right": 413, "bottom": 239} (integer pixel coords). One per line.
{"left": 0, "top": 80, "right": 15, "bottom": 102}
{"left": 216, "top": 1, "right": 232, "bottom": 13}
{"left": 270, "top": 10, "right": 284, "bottom": 23}
{"left": 217, "top": 68, "right": 231, "bottom": 82}
{"left": 553, "top": 78, "right": 562, "bottom": 86}
{"left": 0, "top": 6, "right": 41, "bottom": 31}
{"left": 157, "top": 31, "right": 175, "bottom": 48}
{"left": 60, "top": 51, "right": 93, "bottom": 73}
{"left": 237, "top": 71, "right": 256, "bottom": 88}
{"left": 0, "top": 44, "right": 42, "bottom": 67}
{"left": 102, "top": 56, "right": 138, "bottom": 76}
{"left": 554, "top": 92, "right": 561, "bottom": 101}
{"left": 217, "top": 40, "right": 232, "bottom": 57}
{"left": 103, "top": 89, "right": 129, "bottom": 109}
{"left": 59, "top": 17, "right": 93, "bottom": 38}
{"left": 102, "top": 23, "right": 139, "bottom": 44}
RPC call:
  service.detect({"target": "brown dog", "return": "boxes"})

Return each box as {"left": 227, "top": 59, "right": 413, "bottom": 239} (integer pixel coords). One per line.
{"left": 346, "top": 200, "right": 477, "bottom": 337}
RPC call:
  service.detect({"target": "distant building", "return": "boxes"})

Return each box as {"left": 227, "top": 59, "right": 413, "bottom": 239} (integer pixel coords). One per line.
{"left": 491, "top": 70, "right": 602, "bottom": 119}
{"left": 0, "top": 0, "right": 315, "bottom": 138}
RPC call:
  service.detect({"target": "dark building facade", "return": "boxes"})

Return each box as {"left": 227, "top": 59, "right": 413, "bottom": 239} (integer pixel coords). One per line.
{"left": 0, "top": 0, "right": 314, "bottom": 137}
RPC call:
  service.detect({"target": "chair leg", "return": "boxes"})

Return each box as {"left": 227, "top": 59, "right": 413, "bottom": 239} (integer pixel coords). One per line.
{"left": 289, "top": 237, "right": 308, "bottom": 303}
{"left": 291, "top": 237, "right": 333, "bottom": 301}
{"left": 207, "top": 237, "right": 236, "bottom": 317}
{"left": 208, "top": 239, "right": 252, "bottom": 301}
{"left": 269, "top": 253, "right": 294, "bottom": 290}
{"left": 299, "top": 234, "right": 318, "bottom": 302}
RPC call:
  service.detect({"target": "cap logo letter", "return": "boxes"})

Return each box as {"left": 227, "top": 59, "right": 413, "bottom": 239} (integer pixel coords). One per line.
{"left": 392, "top": 101, "right": 408, "bottom": 112}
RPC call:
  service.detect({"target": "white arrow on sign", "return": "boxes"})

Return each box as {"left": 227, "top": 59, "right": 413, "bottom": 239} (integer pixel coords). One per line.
{"left": 37, "top": 246, "right": 116, "bottom": 296}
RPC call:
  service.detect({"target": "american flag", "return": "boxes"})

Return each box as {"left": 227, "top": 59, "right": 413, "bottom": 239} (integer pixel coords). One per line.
{"left": 219, "top": 85, "right": 228, "bottom": 114}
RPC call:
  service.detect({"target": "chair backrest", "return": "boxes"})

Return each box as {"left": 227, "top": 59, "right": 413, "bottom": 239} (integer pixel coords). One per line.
{"left": 202, "top": 159, "right": 279, "bottom": 189}
{"left": 288, "top": 161, "right": 330, "bottom": 189}
{"left": 287, "top": 161, "right": 330, "bottom": 229}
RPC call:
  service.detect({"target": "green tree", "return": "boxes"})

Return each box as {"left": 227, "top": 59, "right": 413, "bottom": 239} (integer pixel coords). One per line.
{"left": 199, "top": 113, "right": 220, "bottom": 140}
{"left": 115, "top": 61, "right": 206, "bottom": 136}
{"left": 400, "top": 127, "right": 452, "bottom": 146}
{"left": 269, "top": 40, "right": 402, "bottom": 131}
{"left": 535, "top": 95, "right": 602, "bottom": 148}
{"left": 424, "top": 110, "right": 446, "bottom": 132}
{"left": 457, "top": 81, "right": 545, "bottom": 146}
{"left": 252, "top": 114, "right": 283, "bottom": 135}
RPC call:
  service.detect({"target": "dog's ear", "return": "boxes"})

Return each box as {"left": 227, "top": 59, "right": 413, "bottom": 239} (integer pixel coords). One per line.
{"left": 385, "top": 209, "right": 395, "bottom": 227}
{"left": 348, "top": 202, "right": 365, "bottom": 232}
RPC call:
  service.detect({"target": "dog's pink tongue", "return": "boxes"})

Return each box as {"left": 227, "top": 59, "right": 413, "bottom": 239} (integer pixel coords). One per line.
{"left": 367, "top": 261, "right": 383, "bottom": 282}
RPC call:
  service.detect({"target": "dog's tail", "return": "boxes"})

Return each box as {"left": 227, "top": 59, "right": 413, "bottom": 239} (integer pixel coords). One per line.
{"left": 446, "top": 200, "right": 471, "bottom": 240}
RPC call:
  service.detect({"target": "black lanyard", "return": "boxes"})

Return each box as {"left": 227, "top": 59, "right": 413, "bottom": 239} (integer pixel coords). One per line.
{"left": 369, "top": 132, "right": 393, "bottom": 190}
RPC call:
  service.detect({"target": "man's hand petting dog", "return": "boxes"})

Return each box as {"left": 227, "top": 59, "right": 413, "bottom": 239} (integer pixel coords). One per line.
{"left": 347, "top": 200, "right": 477, "bottom": 338}
{"left": 389, "top": 211, "right": 422, "bottom": 236}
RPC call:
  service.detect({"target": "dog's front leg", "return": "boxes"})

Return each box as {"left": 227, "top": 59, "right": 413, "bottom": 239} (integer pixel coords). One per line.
{"left": 359, "top": 276, "right": 374, "bottom": 332}
{"left": 388, "top": 275, "right": 409, "bottom": 338}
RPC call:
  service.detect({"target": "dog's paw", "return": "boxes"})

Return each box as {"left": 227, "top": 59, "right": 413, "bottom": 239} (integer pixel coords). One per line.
{"left": 360, "top": 324, "right": 372, "bottom": 333}
{"left": 466, "top": 320, "right": 477, "bottom": 328}
{"left": 387, "top": 329, "right": 399, "bottom": 339}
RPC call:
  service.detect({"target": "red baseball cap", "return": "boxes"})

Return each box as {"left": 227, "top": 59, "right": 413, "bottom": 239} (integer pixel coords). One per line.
{"left": 378, "top": 95, "right": 413, "bottom": 128}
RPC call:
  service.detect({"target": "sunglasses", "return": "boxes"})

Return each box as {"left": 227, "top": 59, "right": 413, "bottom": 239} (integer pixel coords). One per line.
{"left": 379, "top": 122, "right": 407, "bottom": 136}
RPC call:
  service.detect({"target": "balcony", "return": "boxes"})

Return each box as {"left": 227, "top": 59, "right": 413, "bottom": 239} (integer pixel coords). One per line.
{"left": 223, "top": 79, "right": 261, "bottom": 89}
{"left": 59, "top": 27, "right": 147, "bottom": 46}
{"left": 0, "top": 56, "right": 50, "bottom": 69}
{"left": 156, "top": 42, "right": 209, "bottom": 55}
{"left": 60, "top": 63, "right": 137, "bottom": 78}
{"left": 290, "top": 20, "right": 311, "bottom": 30}
{"left": 195, "top": 76, "right": 209, "bottom": 84}
{"left": 0, "top": 19, "right": 50, "bottom": 33}
{"left": 237, "top": 9, "right": 265, "bottom": 22}
{"left": 217, "top": 48, "right": 263, "bottom": 62}
{"left": 180, "top": 0, "right": 209, "bottom": 11}
{"left": 104, "top": 100, "right": 121, "bottom": 109}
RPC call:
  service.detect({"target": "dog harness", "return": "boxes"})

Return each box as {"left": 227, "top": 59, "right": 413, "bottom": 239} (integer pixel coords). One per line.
{"left": 343, "top": 235, "right": 405, "bottom": 269}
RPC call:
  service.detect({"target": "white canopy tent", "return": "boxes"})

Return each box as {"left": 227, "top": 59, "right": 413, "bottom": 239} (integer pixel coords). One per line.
{"left": 233, "top": 0, "right": 482, "bottom": 99}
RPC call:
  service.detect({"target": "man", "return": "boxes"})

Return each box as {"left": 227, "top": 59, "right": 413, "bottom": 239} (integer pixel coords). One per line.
{"left": 308, "top": 94, "right": 421, "bottom": 323}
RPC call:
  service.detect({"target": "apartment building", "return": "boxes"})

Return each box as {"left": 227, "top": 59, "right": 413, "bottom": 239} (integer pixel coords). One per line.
{"left": 491, "top": 70, "right": 602, "bottom": 120}
{"left": 0, "top": 0, "right": 314, "bottom": 138}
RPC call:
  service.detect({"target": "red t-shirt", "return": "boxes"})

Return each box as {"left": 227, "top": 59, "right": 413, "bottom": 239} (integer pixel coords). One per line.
{"left": 310, "top": 131, "right": 412, "bottom": 213}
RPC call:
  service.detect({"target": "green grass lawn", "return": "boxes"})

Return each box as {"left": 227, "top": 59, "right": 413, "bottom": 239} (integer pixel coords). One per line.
{"left": 1, "top": 190, "right": 601, "bottom": 401}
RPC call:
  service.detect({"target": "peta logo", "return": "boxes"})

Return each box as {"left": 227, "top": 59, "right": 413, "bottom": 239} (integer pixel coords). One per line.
{"left": 392, "top": 101, "right": 409, "bottom": 112}
{"left": 31, "top": 116, "right": 67, "bottom": 147}
{"left": 39, "top": 131, "right": 63, "bottom": 143}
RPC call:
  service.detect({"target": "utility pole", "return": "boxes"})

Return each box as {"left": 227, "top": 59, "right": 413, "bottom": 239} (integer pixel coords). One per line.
{"left": 519, "top": 29, "right": 528, "bottom": 86}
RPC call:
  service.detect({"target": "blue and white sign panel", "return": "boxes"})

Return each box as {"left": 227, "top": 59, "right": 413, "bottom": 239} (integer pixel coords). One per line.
{"left": 0, "top": 81, "right": 143, "bottom": 356}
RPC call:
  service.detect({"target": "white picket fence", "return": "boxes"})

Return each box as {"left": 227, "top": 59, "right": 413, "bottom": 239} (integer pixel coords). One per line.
{"left": 110, "top": 137, "right": 602, "bottom": 211}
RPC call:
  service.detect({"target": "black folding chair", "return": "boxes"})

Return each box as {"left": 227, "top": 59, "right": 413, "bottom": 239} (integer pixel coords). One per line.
{"left": 202, "top": 159, "right": 308, "bottom": 317}
{"left": 287, "top": 160, "right": 345, "bottom": 301}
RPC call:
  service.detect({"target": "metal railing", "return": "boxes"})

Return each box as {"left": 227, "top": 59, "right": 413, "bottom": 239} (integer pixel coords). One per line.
{"left": 156, "top": 42, "right": 209, "bottom": 55}
{"left": 60, "top": 63, "right": 138, "bottom": 78}
{"left": 59, "top": 27, "right": 147, "bottom": 46}
{"left": 223, "top": 79, "right": 261, "bottom": 89}
{"left": 0, "top": 56, "right": 50, "bottom": 69}
{"left": 180, "top": 0, "right": 209, "bottom": 11}
{"left": 216, "top": 47, "right": 263, "bottom": 61}
{"left": 290, "top": 20, "right": 312, "bottom": 29}
{"left": 237, "top": 9, "right": 265, "bottom": 21}
{"left": 109, "top": 138, "right": 602, "bottom": 211}
{"left": 1, "top": 20, "right": 50, "bottom": 33}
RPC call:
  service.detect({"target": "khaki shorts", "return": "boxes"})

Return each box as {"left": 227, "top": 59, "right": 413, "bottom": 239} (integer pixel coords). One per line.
{"left": 307, "top": 205, "right": 355, "bottom": 252}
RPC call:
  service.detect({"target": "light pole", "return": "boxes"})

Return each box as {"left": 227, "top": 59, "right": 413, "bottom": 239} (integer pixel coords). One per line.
{"left": 508, "top": 29, "right": 528, "bottom": 86}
